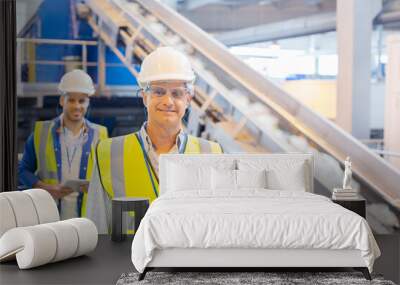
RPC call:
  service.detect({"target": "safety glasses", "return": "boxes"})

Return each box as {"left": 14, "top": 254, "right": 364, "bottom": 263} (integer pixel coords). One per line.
{"left": 141, "top": 85, "right": 191, "bottom": 101}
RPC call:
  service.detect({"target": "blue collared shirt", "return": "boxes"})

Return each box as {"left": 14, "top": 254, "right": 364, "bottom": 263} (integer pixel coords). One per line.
{"left": 138, "top": 122, "right": 187, "bottom": 177}
{"left": 18, "top": 134, "right": 39, "bottom": 188}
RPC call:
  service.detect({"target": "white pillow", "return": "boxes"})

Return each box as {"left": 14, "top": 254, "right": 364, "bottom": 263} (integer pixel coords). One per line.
{"left": 211, "top": 169, "right": 268, "bottom": 190}
{"left": 167, "top": 162, "right": 211, "bottom": 191}
{"left": 236, "top": 169, "right": 267, "bottom": 189}
{"left": 238, "top": 160, "right": 308, "bottom": 191}
{"left": 211, "top": 168, "right": 236, "bottom": 190}
{"left": 266, "top": 168, "right": 306, "bottom": 191}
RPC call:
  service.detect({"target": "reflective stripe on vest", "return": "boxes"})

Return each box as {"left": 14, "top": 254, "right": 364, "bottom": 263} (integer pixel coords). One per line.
{"left": 33, "top": 119, "right": 108, "bottom": 217}
{"left": 34, "top": 121, "right": 58, "bottom": 185}
{"left": 97, "top": 133, "right": 222, "bottom": 201}
{"left": 80, "top": 123, "right": 108, "bottom": 217}
{"left": 97, "top": 133, "right": 159, "bottom": 202}
{"left": 185, "top": 135, "right": 223, "bottom": 154}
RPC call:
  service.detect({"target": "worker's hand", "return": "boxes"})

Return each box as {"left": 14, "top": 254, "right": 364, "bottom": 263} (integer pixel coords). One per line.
{"left": 48, "top": 185, "right": 74, "bottom": 199}
{"left": 79, "top": 184, "right": 89, "bottom": 194}
{"left": 34, "top": 181, "right": 73, "bottom": 199}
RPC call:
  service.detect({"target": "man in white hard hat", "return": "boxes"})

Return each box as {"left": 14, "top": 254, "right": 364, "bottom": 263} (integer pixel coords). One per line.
{"left": 86, "top": 47, "right": 222, "bottom": 234}
{"left": 18, "top": 69, "right": 108, "bottom": 219}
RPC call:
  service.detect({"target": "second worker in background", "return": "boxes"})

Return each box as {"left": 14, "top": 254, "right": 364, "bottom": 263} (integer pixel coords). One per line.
{"left": 18, "top": 70, "right": 108, "bottom": 219}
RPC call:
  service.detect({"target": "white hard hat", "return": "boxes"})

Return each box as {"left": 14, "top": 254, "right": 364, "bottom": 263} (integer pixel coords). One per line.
{"left": 138, "top": 46, "right": 195, "bottom": 87}
{"left": 58, "top": 69, "right": 95, "bottom": 96}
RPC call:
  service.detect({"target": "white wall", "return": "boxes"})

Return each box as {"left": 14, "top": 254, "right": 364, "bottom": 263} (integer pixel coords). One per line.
{"left": 282, "top": 80, "right": 336, "bottom": 119}
{"left": 385, "top": 35, "right": 400, "bottom": 169}
{"left": 282, "top": 80, "right": 385, "bottom": 130}
{"left": 370, "top": 82, "right": 385, "bottom": 130}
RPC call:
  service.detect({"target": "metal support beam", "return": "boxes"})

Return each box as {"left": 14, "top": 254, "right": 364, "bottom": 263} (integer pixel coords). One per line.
{"left": 97, "top": 39, "right": 106, "bottom": 95}
{"left": 199, "top": 89, "right": 218, "bottom": 114}
{"left": 82, "top": 44, "right": 87, "bottom": 72}
{"left": 181, "top": 0, "right": 225, "bottom": 11}
{"left": 215, "top": 10, "right": 400, "bottom": 46}
{"left": 336, "top": 0, "right": 381, "bottom": 139}
{"left": 216, "top": 13, "right": 336, "bottom": 46}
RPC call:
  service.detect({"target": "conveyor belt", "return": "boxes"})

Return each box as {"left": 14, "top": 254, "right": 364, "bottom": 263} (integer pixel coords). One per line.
{"left": 81, "top": 0, "right": 400, "bottom": 232}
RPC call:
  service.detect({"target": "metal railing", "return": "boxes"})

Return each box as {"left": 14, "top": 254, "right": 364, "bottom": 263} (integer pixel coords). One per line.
{"left": 17, "top": 38, "right": 97, "bottom": 69}
{"left": 16, "top": 37, "right": 133, "bottom": 96}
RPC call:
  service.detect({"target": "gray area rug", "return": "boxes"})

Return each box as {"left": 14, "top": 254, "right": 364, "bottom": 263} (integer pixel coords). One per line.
{"left": 117, "top": 271, "right": 395, "bottom": 285}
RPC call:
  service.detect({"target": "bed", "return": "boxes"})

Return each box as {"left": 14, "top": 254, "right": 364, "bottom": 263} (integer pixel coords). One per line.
{"left": 131, "top": 154, "right": 380, "bottom": 280}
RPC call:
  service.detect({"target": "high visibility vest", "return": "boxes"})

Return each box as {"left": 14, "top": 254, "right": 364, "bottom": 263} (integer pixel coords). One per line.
{"left": 33, "top": 117, "right": 108, "bottom": 216}
{"left": 96, "top": 132, "right": 222, "bottom": 202}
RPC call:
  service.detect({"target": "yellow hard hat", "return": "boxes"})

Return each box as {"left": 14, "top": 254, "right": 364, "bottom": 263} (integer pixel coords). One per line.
{"left": 138, "top": 47, "right": 195, "bottom": 87}
{"left": 58, "top": 69, "right": 95, "bottom": 96}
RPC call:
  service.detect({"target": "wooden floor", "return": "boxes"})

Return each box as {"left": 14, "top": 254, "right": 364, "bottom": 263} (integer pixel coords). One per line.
{"left": 373, "top": 234, "right": 400, "bottom": 284}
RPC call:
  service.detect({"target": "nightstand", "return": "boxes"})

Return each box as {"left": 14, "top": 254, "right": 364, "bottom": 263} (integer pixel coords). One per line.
{"left": 111, "top": 197, "right": 149, "bottom": 242}
{"left": 332, "top": 198, "right": 366, "bottom": 218}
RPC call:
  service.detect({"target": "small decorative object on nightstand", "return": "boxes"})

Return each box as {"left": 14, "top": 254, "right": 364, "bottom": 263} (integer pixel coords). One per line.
{"left": 332, "top": 156, "right": 359, "bottom": 200}
{"left": 332, "top": 198, "right": 366, "bottom": 218}
{"left": 112, "top": 197, "right": 149, "bottom": 242}
{"left": 342, "top": 156, "right": 353, "bottom": 190}
{"left": 332, "top": 157, "right": 367, "bottom": 217}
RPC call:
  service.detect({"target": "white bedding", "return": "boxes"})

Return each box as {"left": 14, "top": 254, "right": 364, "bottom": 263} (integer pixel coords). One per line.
{"left": 131, "top": 190, "right": 380, "bottom": 273}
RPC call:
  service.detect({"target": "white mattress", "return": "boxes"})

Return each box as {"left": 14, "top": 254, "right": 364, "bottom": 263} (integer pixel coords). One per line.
{"left": 131, "top": 190, "right": 380, "bottom": 273}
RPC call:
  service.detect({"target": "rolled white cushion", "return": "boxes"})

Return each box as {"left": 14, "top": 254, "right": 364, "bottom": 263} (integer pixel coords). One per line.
{"left": 24, "top": 189, "right": 59, "bottom": 224}
{"left": 0, "top": 196, "right": 17, "bottom": 237}
{"left": 0, "top": 192, "right": 39, "bottom": 227}
{"left": 64, "top": 218, "right": 98, "bottom": 257}
{"left": 0, "top": 219, "right": 98, "bottom": 269}
{"left": 0, "top": 226, "right": 57, "bottom": 269}
{"left": 42, "top": 221, "right": 79, "bottom": 262}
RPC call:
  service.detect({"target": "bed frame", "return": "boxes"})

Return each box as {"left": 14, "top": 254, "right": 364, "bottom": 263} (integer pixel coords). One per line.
{"left": 139, "top": 249, "right": 371, "bottom": 280}
{"left": 138, "top": 154, "right": 372, "bottom": 281}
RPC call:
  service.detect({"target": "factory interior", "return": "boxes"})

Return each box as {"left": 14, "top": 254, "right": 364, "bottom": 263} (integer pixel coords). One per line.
{"left": 0, "top": 0, "right": 400, "bottom": 284}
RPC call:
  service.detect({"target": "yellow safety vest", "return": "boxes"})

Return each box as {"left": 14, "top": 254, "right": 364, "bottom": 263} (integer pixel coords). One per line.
{"left": 33, "top": 118, "right": 108, "bottom": 216}
{"left": 96, "top": 132, "right": 222, "bottom": 202}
